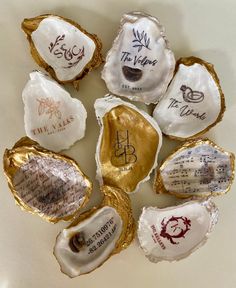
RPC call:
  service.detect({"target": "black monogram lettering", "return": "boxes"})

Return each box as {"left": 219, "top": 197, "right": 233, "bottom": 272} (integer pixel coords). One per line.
{"left": 113, "top": 130, "right": 137, "bottom": 165}
{"left": 48, "top": 34, "right": 85, "bottom": 69}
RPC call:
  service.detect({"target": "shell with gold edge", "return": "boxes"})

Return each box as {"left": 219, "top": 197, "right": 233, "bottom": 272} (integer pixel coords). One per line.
{"left": 3, "top": 137, "right": 92, "bottom": 223}
{"left": 21, "top": 14, "right": 103, "bottom": 88}
{"left": 53, "top": 185, "right": 136, "bottom": 277}
{"left": 154, "top": 138, "right": 235, "bottom": 198}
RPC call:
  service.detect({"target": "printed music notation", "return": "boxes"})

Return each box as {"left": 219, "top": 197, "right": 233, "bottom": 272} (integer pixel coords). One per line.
{"left": 164, "top": 148, "right": 231, "bottom": 194}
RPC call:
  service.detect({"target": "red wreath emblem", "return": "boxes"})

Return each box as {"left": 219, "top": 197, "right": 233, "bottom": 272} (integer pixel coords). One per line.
{"left": 160, "top": 216, "right": 191, "bottom": 245}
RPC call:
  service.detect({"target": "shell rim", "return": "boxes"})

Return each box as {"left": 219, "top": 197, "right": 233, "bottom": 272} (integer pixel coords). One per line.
{"left": 158, "top": 56, "right": 226, "bottom": 141}
{"left": 153, "top": 138, "right": 235, "bottom": 198}
{"left": 21, "top": 14, "right": 103, "bottom": 87}
{"left": 3, "top": 136, "right": 93, "bottom": 223}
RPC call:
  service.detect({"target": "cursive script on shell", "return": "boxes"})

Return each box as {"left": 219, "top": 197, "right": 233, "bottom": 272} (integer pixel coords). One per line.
{"left": 48, "top": 34, "right": 85, "bottom": 69}
{"left": 168, "top": 98, "right": 206, "bottom": 120}
{"left": 121, "top": 51, "right": 158, "bottom": 67}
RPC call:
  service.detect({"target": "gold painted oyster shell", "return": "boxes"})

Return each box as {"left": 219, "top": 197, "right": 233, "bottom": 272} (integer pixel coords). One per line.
{"left": 138, "top": 199, "right": 218, "bottom": 262}
{"left": 3, "top": 137, "right": 92, "bottom": 223}
{"left": 95, "top": 95, "right": 162, "bottom": 193}
{"left": 153, "top": 57, "right": 225, "bottom": 140}
{"left": 53, "top": 185, "right": 136, "bottom": 277}
{"left": 22, "top": 14, "right": 103, "bottom": 88}
{"left": 154, "top": 138, "right": 235, "bottom": 198}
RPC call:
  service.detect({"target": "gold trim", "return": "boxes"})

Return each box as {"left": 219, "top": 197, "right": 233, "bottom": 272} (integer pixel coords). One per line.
{"left": 21, "top": 14, "right": 103, "bottom": 88}
{"left": 54, "top": 185, "right": 136, "bottom": 277}
{"left": 161, "top": 56, "right": 226, "bottom": 141}
{"left": 3, "top": 137, "right": 92, "bottom": 223}
{"left": 154, "top": 138, "right": 235, "bottom": 198}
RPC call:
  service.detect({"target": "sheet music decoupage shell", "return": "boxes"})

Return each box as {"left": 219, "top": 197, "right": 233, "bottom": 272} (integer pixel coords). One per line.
{"left": 154, "top": 138, "right": 235, "bottom": 198}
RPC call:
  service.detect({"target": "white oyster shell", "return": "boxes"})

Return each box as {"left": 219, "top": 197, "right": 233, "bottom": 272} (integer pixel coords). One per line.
{"left": 54, "top": 206, "right": 123, "bottom": 277}
{"left": 154, "top": 139, "right": 235, "bottom": 198}
{"left": 102, "top": 12, "right": 175, "bottom": 104}
{"left": 31, "top": 16, "right": 96, "bottom": 82}
{"left": 153, "top": 57, "right": 225, "bottom": 139}
{"left": 22, "top": 71, "right": 87, "bottom": 152}
{"left": 138, "top": 199, "right": 218, "bottom": 262}
{"left": 94, "top": 95, "right": 162, "bottom": 193}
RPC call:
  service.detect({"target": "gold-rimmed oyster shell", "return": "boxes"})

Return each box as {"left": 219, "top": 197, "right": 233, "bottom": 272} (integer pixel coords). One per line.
{"left": 22, "top": 14, "right": 103, "bottom": 88}
{"left": 138, "top": 199, "right": 218, "bottom": 262}
{"left": 154, "top": 138, "right": 235, "bottom": 198}
{"left": 153, "top": 57, "right": 225, "bottom": 140}
{"left": 53, "top": 185, "right": 136, "bottom": 277}
{"left": 3, "top": 137, "right": 92, "bottom": 223}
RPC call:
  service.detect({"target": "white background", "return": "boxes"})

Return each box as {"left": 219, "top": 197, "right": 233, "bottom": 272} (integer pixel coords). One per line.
{"left": 0, "top": 0, "right": 236, "bottom": 287}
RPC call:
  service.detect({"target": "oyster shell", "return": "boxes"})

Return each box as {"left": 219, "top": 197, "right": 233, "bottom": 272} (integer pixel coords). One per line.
{"left": 95, "top": 95, "right": 162, "bottom": 193}
{"left": 21, "top": 14, "right": 103, "bottom": 87}
{"left": 138, "top": 199, "right": 218, "bottom": 262}
{"left": 101, "top": 12, "right": 175, "bottom": 104}
{"left": 3, "top": 137, "right": 92, "bottom": 223}
{"left": 22, "top": 71, "right": 87, "bottom": 152}
{"left": 153, "top": 57, "right": 225, "bottom": 140}
{"left": 54, "top": 185, "right": 135, "bottom": 277}
{"left": 154, "top": 138, "right": 235, "bottom": 198}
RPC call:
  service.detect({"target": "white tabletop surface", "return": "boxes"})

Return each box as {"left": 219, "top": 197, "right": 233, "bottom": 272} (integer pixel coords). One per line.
{"left": 0, "top": 0, "right": 236, "bottom": 287}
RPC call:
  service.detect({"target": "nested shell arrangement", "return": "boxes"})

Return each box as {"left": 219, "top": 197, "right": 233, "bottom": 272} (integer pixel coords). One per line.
{"left": 2, "top": 11, "right": 235, "bottom": 277}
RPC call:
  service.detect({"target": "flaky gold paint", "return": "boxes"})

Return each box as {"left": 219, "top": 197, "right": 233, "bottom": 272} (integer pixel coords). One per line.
{"left": 99, "top": 105, "right": 159, "bottom": 193}
{"left": 54, "top": 185, "right": 136, "bottom": 277}
{"left": 154, "top": 138, "right": 235, "bottom": 198}
{"left": 163, "top": 56, "right": 226, "bottom": 141}
{"left": 21, "top": 14, "right": 103, "bottom": 88}
{"left": 3, "top": 137, "right": 92, "bottom": 223}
